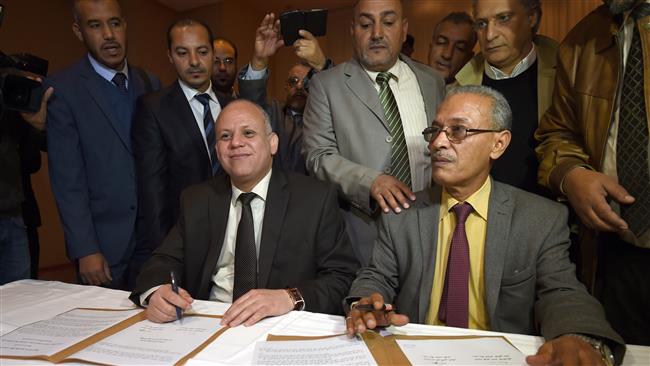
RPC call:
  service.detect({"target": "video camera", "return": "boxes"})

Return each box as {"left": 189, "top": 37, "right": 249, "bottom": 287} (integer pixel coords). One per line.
{"left": 0, "top": 4, "right": 49, "bottom": 115}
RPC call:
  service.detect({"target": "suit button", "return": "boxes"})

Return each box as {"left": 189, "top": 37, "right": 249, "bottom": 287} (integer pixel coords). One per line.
{"left": 385, "top": 136, "right": 392, "bottom": 143}
{"left": 384, "top": 167, "right": 391, "bottom": 174}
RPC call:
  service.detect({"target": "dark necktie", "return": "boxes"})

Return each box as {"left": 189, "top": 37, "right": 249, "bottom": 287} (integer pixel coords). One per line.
{"left": 287, "top": 112, "right": 304, "bottom": 172}
{"left": 438, "top": 202, "right": 472, "bottom": 328}
{"left": 112, "top": 72, "right": 128, "bottom": 95}
{"left": 233, "top": 192, "right": 258, "bottom": 301}
{"left": 617, "top": 4, "right": 650, "bottom": 237}
{"left": 195, "top": 93, "right": 220, "bottom": 176}
{"left": 376, "top": 72, "right": 412, "bottom": 188}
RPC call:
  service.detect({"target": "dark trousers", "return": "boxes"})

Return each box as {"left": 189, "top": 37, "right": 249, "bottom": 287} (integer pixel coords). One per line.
{"left": 597, "top": 234, "right": 650, "bottom": 346}
{"left": 26, "top": 226, "right": 39, "bottom": 279}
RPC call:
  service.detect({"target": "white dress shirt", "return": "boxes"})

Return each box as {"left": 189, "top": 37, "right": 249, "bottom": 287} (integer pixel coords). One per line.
{"left": 177, "top": 80, "right": 222, "bottom": 159}
{"left": 484, "top": 43, "right": 537, "bottom": 80}
{"left": 363, "top": 59, "right": 431, "bottom": 192}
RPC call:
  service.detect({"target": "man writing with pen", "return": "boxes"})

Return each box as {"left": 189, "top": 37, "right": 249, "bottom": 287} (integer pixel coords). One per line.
{"left": 345, "top": 86, "right": 626, "bottom": 366}
{"left": 129, "top": 99, "right": 359, "bottom": 327}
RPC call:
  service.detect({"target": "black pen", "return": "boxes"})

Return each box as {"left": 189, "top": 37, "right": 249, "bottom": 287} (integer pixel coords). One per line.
{"left": 353, "top": 303, "right": 394, "bottom": 312}
{"left": 170, "top": 271, "right": 183, "bottom": 321}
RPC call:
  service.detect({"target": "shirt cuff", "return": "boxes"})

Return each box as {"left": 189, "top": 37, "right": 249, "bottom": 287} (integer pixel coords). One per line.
{"left": 242, "top": 64, "right": 267, "bottom": 80}
{"left": 139, "top": 285, "right": 162, "bottom": 307}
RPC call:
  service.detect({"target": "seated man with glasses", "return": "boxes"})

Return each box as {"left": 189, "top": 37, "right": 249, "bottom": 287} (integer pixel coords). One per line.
{"left": 345, "top": 85, "right": 626, "bottom": 366}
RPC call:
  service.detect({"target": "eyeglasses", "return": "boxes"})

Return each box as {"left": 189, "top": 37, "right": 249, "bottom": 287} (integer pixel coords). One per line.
{"left": 286, "top": 76, "right": 306, "bottom": 87}
{"left": 214, "top": 57, "right": 235, "bottom": 66}
{"left": 422, "top": 125, "right": 504, "bottom": 143}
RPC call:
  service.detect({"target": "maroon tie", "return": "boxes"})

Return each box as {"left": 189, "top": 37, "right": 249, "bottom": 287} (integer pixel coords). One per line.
{"left": 438, "top": 202, "right": 472, "bottom": 328}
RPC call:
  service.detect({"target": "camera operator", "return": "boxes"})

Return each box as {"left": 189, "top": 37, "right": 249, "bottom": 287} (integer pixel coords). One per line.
{"left": 0, "top": 85, "right": 53, "bottom": 285}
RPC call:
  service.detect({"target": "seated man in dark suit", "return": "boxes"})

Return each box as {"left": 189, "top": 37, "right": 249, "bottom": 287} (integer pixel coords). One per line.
{"left": 131, "top": 100, "right": 359, "bottom": 327}
{"left": 346, "top": 85, "right": 625, "bottom": 365}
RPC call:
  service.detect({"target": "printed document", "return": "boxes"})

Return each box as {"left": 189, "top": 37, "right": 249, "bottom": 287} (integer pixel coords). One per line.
{"left": 252, "top": 335, "right": 377, "bottom": 365}
{"left": 396, "top": 337, "right": 525, "bottom": 365}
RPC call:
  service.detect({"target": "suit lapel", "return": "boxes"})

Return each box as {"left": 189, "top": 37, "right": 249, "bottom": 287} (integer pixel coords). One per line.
{"left": 257, "top": 170, "right": 289, "bottom": 288}
{"left": 417, "top": 185, "right": 442, "bottom": 323}
{"left": 344, "top": 60, "right": 389, "bottom": 131}
{"left": 197, "top": 175, "right": 231, "bottom": 298}
{"left": 79, "top": 57, "right": 132, "bottom": 153}
{"left": 165, "top": 81, "right": 211, "bottom": 167}
{"left": 484, "top": 180, "right": 513, "bottom": 327}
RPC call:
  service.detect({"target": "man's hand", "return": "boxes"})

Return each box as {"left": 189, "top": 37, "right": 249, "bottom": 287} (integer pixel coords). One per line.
{"left": 220, "top": 289, "right": 294, "bottom": 327}
{"left": 20, "top": 86, "right": 54, "bottom": 131}
{"left": 526, "top": 335, "right": 605, "bottom": 366}
{"left": 563, "top": 168, "right": 634, "bottom": 233}
{"left": 78, "top": 253, "right": 112, "bottom": 286}
{"left": 251, "top": 13, "right": 284, "bottom": 71}
{"left": 145, "top": 285, "right": 194, "bottom": 323}
{"left": 345, "top": 293, "right": 409, "bottom": 337}
{"left": 294, "top": 30, "right": 326, "bottom": 71}
{"left": 371, "top": 175, "right": 416, "bottom": 214}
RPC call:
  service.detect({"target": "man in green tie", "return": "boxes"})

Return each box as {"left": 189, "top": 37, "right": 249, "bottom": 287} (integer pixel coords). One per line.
{"left": 302, "top": 0, "right": 446, "bottom": 266}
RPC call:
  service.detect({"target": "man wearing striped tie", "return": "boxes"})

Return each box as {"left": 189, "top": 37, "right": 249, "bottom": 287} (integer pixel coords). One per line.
{"left": 303, "top": 0, "right": 446, "bottom": 266}
{"left": 132, "top": 19, "right": 233, "bottom": 261}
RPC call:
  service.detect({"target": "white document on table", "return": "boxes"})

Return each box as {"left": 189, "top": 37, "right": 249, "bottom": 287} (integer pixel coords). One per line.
{"left": 252, "top": 335, "right": 377, "bottom": 365}
{"left": 396, "top": 337, "right": 526, "bottom": 365}
{"left": 0, "top": 308, "right": 140, "bottom": 357}
{"left": 69, "top": 316, "right": 224, "bottom": 365}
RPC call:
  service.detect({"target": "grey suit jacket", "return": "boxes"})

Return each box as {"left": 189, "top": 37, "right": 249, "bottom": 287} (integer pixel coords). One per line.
{"left": 303, "top": 56, "right": 444, "bottom": 214}
{"left": 302, "top": 56, "right": 445, "bottom": 264}
{"left": 349, "top": 180, "right": 625, "bottom": 361}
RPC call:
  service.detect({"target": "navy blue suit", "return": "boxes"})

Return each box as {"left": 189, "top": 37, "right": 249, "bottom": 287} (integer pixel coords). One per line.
{"left": 46, "top": 55, "right": 160, "bottom": 289}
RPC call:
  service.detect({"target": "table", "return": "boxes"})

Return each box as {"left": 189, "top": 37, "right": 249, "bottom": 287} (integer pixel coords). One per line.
{"left": 1, "top": 280, "right": 648, "bottom": 365}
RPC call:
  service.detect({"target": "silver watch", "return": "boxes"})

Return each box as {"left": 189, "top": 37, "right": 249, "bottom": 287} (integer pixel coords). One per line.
{"left": 565, "top": 334, "right": 615, "bottom": 366}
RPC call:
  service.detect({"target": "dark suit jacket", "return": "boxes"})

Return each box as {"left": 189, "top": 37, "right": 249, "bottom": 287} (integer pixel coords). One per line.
{"left": 349, "top": 180, "right": 625, "bottom": 363}
{"left": 132, "top": 81, "right": 232, "bottom": 253}
{"left": 46, "top": 56, "right": 161, "bottom": 266}
{"left": 131, "top": 170, "right": 360, "bottom": 315}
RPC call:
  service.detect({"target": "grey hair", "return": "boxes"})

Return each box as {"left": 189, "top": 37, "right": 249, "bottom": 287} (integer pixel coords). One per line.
{"left": 217, "top": 99, "right": 273, "bottom": 134}
{"left": 472, "top": 0, "right": 542, "bottom": 35}
{"left": 446, "top": 85, "right": 512, "bottom": 130}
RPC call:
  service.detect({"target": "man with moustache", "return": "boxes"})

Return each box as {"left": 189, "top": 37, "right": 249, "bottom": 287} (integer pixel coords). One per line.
{"left": 46, "top": 0, "right": 160, "bottom": 289}
{"left": 535, "top": 0, "right": 650, "bottom": 345}
{"left": 239, "top": 14, "right": 332, "bottom": 174}
{"left": 132, "top": 19, "right": 233, "bottom": 258}
{"left": 303, "top": 0, "right": 445, "bottom": 265}
{"left": 427, "top": 12, "right": 477, "bottom": 85}
{"left": 131, "top": 100, "right": 359, "bottom": 327}
{"left": 346, "top": 86, "right": 625, "bottom": 366}
{"left": 455, "top": 0, "right": 557, "bottom": 195}
{"left": 212, "top": 38, "right": 238, "bottom": 99}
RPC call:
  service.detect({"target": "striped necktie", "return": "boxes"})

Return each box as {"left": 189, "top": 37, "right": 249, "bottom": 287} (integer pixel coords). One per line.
{"left": 376, "top": 72, "right": 412, "bottom": 188}
{"left": 195, "top": 93, "right": 220, "bottom": 176}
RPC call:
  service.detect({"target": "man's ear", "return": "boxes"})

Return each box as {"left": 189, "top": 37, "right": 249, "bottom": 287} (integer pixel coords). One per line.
{"left": 269, "top": 132, "right": 279, "bottom": 155}
{"left": 528, "top": 8, "right": 540, "bottom": 33}
{"left": 489, "top": 129, "right": 511, "bottom": 160}
{"left": 401, "top": 18, "right": 409, "bottom": 44}
{"left": 167, "top": 49, "right": 173, "bottom": 64}
{"left": 72, "top": 22, "right": 83, "bottom": 42}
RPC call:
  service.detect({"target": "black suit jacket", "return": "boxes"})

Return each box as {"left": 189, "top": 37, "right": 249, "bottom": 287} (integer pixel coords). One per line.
{"left": 131, "top": 170, "right": 359, "bottom": 315}
{"left": 132, "top": 81, "right": 232, "bottom": 253}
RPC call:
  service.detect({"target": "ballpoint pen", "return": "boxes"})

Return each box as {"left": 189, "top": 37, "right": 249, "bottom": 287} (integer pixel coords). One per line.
{"left": 352, "top": 303, "right": 394, "bottom": 312}
{"left": 170, "top": 271, "right": 183, "bottom": 322}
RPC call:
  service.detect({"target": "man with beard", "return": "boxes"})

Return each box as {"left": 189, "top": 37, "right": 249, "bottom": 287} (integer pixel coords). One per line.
{"left": 239, "top": 13, "right": 333, "bottom": 174}
{"left": 46, "top": 0, "right": 160, "bottom": 289}
{"left": 302, "top": 0, "right": 445, "bottom": 265}
{"left": 132, "top": 19, "right": 233, "bottom": 259}
{"left": 212, "top": 38, "right": 238, "bottom": 99}
{"left": 535, "top": 0, "right": 650, "bottom": 345}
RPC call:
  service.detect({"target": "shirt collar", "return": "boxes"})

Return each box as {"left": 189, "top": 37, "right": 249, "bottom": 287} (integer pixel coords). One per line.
{"left": 87, "top": 53, "right": 129, "bottom": 83}
{"left": 362, "top": 59, "right": 406, "bottom": 85}
{"left": 230, "top": 168, "right": 273, "bottom": 206}
{"left": 484, "top": 43, "right": 537, "bottom": 80}
{"left": 440, "top": 176, "right": 491, "bottom": 222}
{"left": 178, "top": 79, "right": 218, "bottom": 104}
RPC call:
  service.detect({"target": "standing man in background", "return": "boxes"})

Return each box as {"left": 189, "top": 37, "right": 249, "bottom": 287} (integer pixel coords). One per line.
{"left": 133, "top": 19, "right": 231, "bottom": 257}
{"left": 455, "top": 0, "right": 557, "bottom": 195}
{"left": 427, "top": 12, "right": 477, "bottom": 85}
{"left": 47, "top": 0, "right": 160, "bottom": 289}
{"left": 303, "top": 0, "right": 445, "bottom": 265}
{"left": 212, "top": 37, "right": 238, "bottom": 99}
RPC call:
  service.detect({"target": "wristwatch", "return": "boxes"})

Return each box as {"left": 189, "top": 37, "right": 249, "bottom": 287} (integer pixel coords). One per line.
{"left": 286, "top": 287, "right": 305, "bottom": 311}
{"left": 565, "top": 334, "right": 615, "bottom": 366}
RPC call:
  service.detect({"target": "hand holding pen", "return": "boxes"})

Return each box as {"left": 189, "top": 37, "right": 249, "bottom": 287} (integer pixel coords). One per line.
{"left": 142, "top": 272, "right": 194, "bottom": 324}
{"left": 345, "top": 292, "right": 409, "bottom": 337}
{"left": 170, "top": 271, "right": 183, "bottom": 322}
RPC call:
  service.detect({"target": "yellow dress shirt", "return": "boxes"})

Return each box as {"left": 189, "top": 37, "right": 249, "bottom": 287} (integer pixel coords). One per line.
{"left": 425, "top": 177, "right": 491, "bottom": 329}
